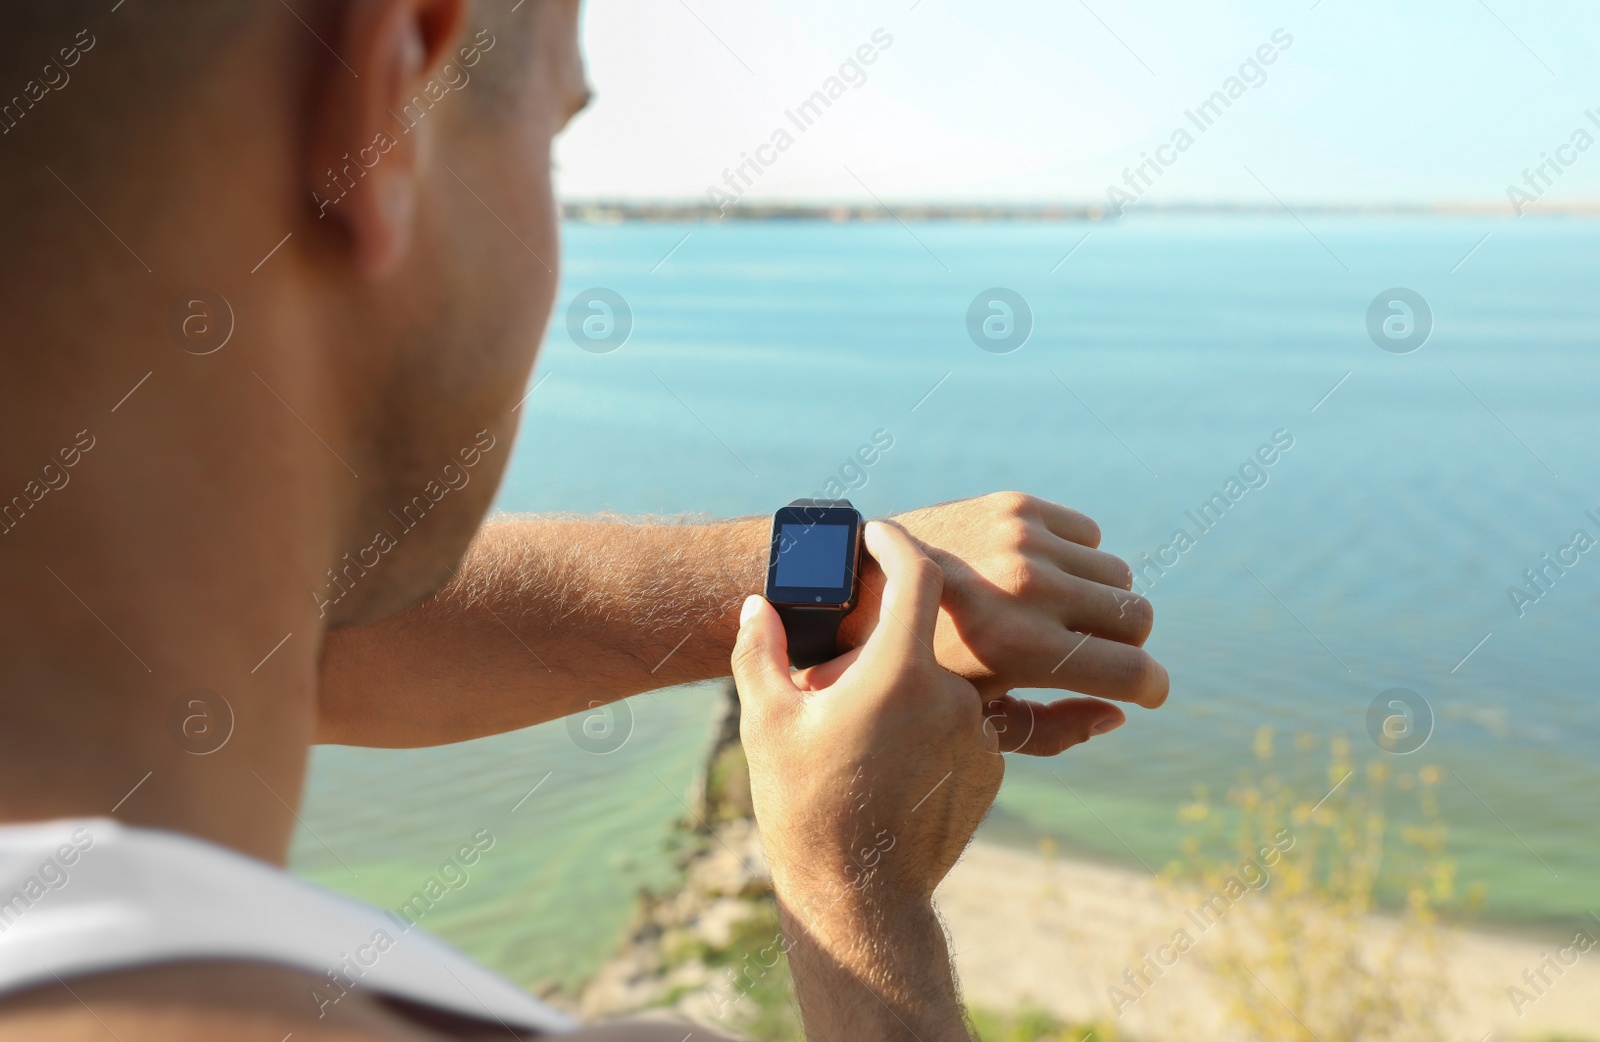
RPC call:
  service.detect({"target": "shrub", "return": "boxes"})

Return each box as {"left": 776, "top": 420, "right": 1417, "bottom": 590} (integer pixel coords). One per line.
{"left": 1164, "top": 727, "right": 1464, "bottom": 1042}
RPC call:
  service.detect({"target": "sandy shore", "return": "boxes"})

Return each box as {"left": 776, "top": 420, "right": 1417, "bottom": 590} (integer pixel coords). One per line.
{"left": 937, "top": 841, "right": 1598, "bottom": 1041}
{"left": 578, "top": 694, "right": 1596, "bottom": 1040}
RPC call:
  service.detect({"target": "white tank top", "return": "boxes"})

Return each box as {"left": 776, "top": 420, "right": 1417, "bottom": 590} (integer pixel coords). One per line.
{"left": 0, "top": 817, "right": 573, "bottom": 1033}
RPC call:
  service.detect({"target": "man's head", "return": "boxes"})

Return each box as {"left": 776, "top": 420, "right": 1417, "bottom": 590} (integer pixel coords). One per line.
{"left": 0, "top": 0, "right": 588, "bottom": 625}
{"left": 0, "top": 0, "right": 587, "bottom": 858}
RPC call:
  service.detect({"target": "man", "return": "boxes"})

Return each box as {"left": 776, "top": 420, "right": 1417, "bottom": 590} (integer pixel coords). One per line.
{"left": 0, "top": 1, "right": 1167, "bottom": 1039}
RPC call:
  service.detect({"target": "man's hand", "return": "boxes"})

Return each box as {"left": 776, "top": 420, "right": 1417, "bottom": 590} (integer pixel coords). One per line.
{"left": 835, "top": 492, "right": 1167, "bottom": 746}
{"left": 736, "top": 521, "right": 1003, "bottom": 906}
{"left": 733, "top": 521, "right": 1007, "bottom": 1042}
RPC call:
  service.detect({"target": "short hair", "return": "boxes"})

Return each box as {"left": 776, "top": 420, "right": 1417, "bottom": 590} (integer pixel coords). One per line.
{"left": 0, "top": 2, "right": 258, "bottom": 125}
{"left": 0, "top": 0, "right": 532, "bottom": 154}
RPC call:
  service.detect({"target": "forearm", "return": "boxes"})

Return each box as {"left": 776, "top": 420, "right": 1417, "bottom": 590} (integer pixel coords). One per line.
{"left": 778, "top": 891, "right": 972, "bottom": 1042}
{"left": 317, "top": 515, "right": 767, "bottom": 747}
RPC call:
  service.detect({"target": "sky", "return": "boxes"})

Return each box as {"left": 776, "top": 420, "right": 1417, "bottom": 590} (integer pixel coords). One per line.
{"left": 552, "top": 0, "right": 1600, "bottom": 209}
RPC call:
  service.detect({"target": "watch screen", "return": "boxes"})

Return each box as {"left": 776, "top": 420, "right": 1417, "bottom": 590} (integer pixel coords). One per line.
{"left": 775, "top": 523, "right": 849, "bottom": 589}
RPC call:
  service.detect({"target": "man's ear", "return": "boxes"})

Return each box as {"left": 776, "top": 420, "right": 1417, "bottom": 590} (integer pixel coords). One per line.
{"left": 310, "top": 0, "right": 469, "bottom": 277}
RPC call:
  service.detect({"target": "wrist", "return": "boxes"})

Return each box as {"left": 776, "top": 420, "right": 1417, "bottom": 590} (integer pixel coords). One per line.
{"left": 771, "top": 862, "right": 932, "bottom": 942}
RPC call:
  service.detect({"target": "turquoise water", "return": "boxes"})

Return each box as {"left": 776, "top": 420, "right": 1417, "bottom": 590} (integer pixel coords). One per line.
{"left": 293, "top": 216, "right": 1600, "bottom": 987}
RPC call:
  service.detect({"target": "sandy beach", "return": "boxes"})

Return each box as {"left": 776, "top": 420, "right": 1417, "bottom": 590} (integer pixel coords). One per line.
{"left": 575, "top": 695, "right": 1596, "bottom": 1040}
{"left": 938, "top": 841, "right": 1599, "bottom": 1041}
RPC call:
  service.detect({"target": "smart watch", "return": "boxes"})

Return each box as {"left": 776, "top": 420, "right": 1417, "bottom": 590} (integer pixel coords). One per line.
{"left": 764, "top": 498, "right": 865, "bottom": 668}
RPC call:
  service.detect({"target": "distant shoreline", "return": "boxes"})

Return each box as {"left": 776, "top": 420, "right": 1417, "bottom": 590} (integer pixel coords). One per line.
{"left": 562, "top": 199, "right": 1600, "bottom": 222}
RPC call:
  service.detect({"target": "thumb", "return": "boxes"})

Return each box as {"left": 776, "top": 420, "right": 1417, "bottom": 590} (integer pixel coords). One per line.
{"left": 731, "top": 595, "right": 800, "bottom": 713}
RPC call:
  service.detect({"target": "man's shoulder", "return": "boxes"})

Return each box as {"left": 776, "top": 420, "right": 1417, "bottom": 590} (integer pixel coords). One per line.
{"left": 0, "top": 960, "right": 746, "bottom": 1041}
{"left": 0, "top": 959, "right": 527, "bottom": 1041}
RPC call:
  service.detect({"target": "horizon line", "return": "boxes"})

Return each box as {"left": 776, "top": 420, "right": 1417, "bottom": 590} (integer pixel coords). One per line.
{"left": 561, "top": 198, "right": 1600, "bottom": 222}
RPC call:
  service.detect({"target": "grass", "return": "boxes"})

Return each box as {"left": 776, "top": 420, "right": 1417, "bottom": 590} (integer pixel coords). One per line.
{"left": 967, "top": 1005, "right": 1110, "bottom": 1041}
{"left": 1156, "top": 727, "right": 1467, "bottom": 1042}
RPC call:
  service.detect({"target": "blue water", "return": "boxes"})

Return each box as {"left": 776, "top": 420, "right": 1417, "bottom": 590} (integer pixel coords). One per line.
{"left": 295, "top": 216, "right": 1600, "bottom": 987}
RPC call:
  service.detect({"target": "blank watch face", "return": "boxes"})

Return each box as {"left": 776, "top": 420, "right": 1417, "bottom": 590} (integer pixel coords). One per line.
{"left": 765, "top": 505, "right": 862, "bottom": 608}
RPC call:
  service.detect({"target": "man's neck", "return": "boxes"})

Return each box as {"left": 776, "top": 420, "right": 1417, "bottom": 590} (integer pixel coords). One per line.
{"left": 0, "top": 547, "right": 327, "bottom": 862}
{"left": 0, "top": 299, "right": 341, "bottom": 866}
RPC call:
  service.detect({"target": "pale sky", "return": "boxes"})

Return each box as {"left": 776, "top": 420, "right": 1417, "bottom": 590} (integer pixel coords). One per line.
{"left": 552, "top": 0, "right": 1600, "bottom": 208}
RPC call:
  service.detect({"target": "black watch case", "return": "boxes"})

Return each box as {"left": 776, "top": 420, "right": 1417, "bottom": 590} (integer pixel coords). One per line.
{"left": 763, "top": 503, "right": 863, "bottom": 611}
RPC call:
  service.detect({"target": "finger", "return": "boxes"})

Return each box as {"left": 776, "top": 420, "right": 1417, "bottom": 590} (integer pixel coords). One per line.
{"left": 730, "top": 595, "right": 801, "bottom": 715}
{"left": 982, "top": 694, "right": 1125, "bottom": 755}
{"left": 792, "top": 644, "right": 864, "bottom": 691}
{"left": 1031, "top": 498, "right": 1102, "bottom": 549}
{"left": 1056, "top": 572, "right": 1154, "bottom": 646}
{"left": 860, "top": 520, "right": 944, "bottom": 664}
{"left": 1039, "top": 534, "right": 1136, "bottom": 591}
{"left": 1028, "top": 630, "right": 1169, "bottom": 708}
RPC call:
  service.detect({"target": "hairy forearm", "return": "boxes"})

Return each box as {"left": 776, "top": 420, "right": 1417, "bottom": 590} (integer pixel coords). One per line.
{"left": 317, "top": 516, "right": 767, "bottom": 747}
{"left": 778, "top": 892, "right": 972, "bottom": 1042}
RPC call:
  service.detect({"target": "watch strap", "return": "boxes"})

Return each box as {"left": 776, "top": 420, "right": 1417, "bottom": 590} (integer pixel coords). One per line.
{"left": 788, "top": 497, "right": 852, "bottom": 509}
{"left": 775, "top": 605, "right": 846, "bottom": 669}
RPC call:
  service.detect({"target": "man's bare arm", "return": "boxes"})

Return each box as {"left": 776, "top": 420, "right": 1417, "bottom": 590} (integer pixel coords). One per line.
{"left": 318, "top": 494, "right": 1171, "bottom": 748}
{"left": 318, "top": 516, "right": 769, "bottom": 747}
